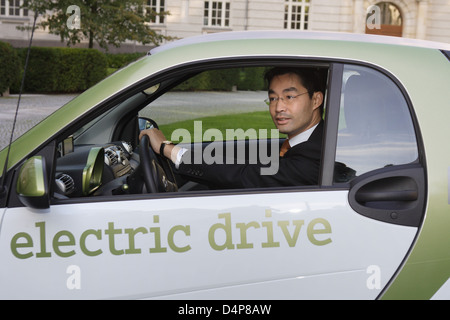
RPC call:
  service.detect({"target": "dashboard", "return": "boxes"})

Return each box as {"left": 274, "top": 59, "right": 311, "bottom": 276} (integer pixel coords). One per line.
{"left": 54, "top": 141, "right": 139, "bottom": 198}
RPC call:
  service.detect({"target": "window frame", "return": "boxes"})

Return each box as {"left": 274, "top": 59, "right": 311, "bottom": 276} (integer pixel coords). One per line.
{"left": 328, "top": 62, "right": 425, "bottom": 189}
{"left": 146, "top": 0, "right": 165, "bottom": 25}
{"left": 284, "top": 0, "right": 310, "bottom": 30}
{"left": 0, "top": 0, "right": 28, "bottom": 17}
{"left": 203, "top": 0, "right": 231, "bottom": 28}
{"left": 5, "top": 56, "right": 425, "bottom": 209}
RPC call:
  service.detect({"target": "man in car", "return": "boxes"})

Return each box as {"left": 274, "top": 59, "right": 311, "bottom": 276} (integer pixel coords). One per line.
{"left": 139, "top": 67, "right": 325, "bottom": 188}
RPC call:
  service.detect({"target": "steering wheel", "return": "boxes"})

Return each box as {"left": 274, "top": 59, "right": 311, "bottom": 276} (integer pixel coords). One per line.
{"left": 139, "top": 134, "right": 178, "bottom": 193}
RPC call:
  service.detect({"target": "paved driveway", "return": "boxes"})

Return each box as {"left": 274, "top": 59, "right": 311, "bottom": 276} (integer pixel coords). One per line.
{"left": 0, "top": 94, "right": 77, "bottom": 151}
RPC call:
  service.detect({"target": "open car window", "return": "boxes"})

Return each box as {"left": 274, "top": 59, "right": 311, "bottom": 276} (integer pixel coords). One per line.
{"left": 51, "top": 63, "right": 330, "bottom": 199}
{"left": 139, "top": 67, "right": 280, "bottom": 143}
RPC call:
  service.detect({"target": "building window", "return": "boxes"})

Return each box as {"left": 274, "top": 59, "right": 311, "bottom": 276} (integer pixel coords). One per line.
{"left": 284, "top": 0, "right": 309, "bottom": 30}
{"left": 204, "top": 1, "right": 230, "bottom": 28}
{"left": 1, "top": 0, "right": 28, "bottom": 17}
{"left": 366, "top": 2, "right": 402, "bottom": 37}
{"left": 147, "top": 0, "right": 165, "bottom": 24}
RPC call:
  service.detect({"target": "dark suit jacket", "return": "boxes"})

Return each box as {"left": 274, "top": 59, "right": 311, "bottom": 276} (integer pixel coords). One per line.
{"left": 175, "top": 121, "right": 323, "bottom": 189}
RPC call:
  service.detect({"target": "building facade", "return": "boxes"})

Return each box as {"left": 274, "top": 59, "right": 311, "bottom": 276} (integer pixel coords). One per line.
{"left": 0, "top": 0, "right": 449, "bottom": 52}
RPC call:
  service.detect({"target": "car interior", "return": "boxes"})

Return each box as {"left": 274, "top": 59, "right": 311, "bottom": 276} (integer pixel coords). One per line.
{"left": 51, "top": 62, "right": 330, "bottom": 199}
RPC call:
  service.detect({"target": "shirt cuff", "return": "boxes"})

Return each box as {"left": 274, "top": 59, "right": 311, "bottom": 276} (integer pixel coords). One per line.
{"left": 172, "top": 146, "right": 188, "bottom": 169}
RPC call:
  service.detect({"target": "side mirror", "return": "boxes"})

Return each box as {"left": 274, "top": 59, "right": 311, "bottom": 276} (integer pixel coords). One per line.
{"left": 16, "top": 156, "right": 50, "bottom": 209}
{"left": 138, "top": 117, "right": 158, "bottom": 131}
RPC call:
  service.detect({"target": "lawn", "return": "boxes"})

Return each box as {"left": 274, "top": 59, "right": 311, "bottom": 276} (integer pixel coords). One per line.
{"left": 159, "top": 110, "right": 284, "bottom": 143}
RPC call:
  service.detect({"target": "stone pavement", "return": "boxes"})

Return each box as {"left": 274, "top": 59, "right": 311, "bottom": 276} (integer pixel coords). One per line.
{"left": 0, "top": 94, "right": 77, "bottom": 150}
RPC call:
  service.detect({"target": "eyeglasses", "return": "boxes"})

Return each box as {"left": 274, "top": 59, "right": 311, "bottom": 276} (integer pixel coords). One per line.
{"left": 264, "top": 91, "right": 309, "bottom": 106}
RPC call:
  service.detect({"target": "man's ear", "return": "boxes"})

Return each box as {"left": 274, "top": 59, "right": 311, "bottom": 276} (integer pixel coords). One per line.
{"left": 312, "top": 91, "right": 324, "bottom": 110}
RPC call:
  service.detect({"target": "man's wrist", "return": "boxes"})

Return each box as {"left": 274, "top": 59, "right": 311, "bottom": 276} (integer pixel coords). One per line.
{"left": 159, "top": 140, "right": 173, "bottom": 158}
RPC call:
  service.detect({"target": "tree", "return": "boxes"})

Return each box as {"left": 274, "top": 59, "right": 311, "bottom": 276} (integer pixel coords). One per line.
{"left": 22, "top": 0, "right": 173, "bottom": 50}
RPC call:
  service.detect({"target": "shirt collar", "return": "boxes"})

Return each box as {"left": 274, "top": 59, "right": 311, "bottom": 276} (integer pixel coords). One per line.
{"left": 288, "top": 122, "right": 319, "bottom": 147}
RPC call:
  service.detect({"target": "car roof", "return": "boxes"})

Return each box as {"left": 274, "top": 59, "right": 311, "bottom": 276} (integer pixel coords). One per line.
{"left": 150, "top": 30, "right": 450, "bottom": 55}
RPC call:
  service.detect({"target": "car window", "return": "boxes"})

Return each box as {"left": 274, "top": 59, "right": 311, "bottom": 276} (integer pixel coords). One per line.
{"left": 51, "top": 64, "right": 330, "bottom": 199}
{"left": 334, "top": 65, "right": 419, "bottom": 183}
{"left": 139, "top": 67, "right": 278, "bottom": 143}
{"left": 137, "top": 65, "right": 329, "bottom": 190}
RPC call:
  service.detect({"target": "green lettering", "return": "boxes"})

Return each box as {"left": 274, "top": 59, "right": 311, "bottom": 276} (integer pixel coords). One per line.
{"left": 236, "top": 221, "right": 260, "bottom": 249}
{"left": 307, "top": 218, "right": 332, "bottom": 246}
{"left": 150, "top": 215, "right": 167, "bottom": 253}
{"left": 105, "top": 222, "right": 124, "bottom": 255}
{"left": 11, "top": 232, "right": 33, "bottom": 259}
{"left": 278, "top": 220, "right": 304, "bottom": 247}
{"left": 125, "top": 227, "right": 148, "bottom": 254}
{"left": 35, "top": 221, "right": 51, "bottom": 258}
{"left": 80, "top": 229, "right": 102, "bottom": 256}
{"left": 168, "top": 225, "right": 191, "bottom": 253}
{"left": 53, "top": 230, "right": 76, "bottom": 257}
{"left": 208, "top": 212, "right": 234, "bottom": 251}
{"left": 261, "top": 209, "right": 280, "bottom": 248}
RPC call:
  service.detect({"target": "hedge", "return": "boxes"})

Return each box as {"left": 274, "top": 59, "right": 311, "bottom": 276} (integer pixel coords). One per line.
{"left": 105, "top": 52, "right": 146, "bottom": 69}
{"left": 237, "top": 67, "right": 267, "bottom": 91}
{"left": 0, "top": 41, "right": 21, "bottom": 94}
{"left": 5, "top": 45, "right": 266, "bottom": 94}
{"left": 174, "top": 67, "right": 268, "bottom": 92}
{"left": 11, "top": 47, "right": 108, "bottom": 93}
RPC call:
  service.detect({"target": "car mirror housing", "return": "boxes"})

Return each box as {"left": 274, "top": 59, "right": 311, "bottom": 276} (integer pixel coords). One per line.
{"left": 82, "top": 147, "right": 104, "bottom": 196}
{"left": 16, "top": 156, "right": 50, "bottom": 209}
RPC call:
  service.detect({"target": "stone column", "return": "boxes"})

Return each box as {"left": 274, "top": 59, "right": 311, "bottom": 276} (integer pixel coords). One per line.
{"left": 181, "top": 0, "right": 189, "bottom": 23}
{"left": 416, "top": 0, "right": 428, "bottom": 40}
{"left": 353, "top": 0, "right": 366, "bottom": 33}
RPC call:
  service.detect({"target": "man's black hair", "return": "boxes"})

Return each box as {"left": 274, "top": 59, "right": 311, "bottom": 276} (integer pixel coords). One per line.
{"left": 264, "top": 67, "right": 327, "bottom": 112}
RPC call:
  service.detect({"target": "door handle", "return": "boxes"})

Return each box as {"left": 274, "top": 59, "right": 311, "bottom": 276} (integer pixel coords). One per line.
{"left": 355, "top": 190, "right": 418, "bottom": 203}
{"left": 348, "top": 165, "right": 426, "bottom": 227}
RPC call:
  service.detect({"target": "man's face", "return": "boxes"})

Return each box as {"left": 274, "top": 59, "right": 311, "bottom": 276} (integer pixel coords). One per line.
{"left": 268, "top": 73, "right": 323, "bottom": 139}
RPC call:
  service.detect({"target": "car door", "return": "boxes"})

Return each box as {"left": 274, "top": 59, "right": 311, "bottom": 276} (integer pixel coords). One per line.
{"left": 0, "top": 61, "right": 425, "bottom": 299}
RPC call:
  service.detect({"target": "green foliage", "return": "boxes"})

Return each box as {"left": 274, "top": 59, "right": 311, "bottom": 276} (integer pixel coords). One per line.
{"left": 12, "top": 47, "right": 107, "bottom": 93}
{"left": 105, "top": 52, "right": 146, "bottom": 69}
{"left": 0, "top": 41, "right": 21, "bottom": 94}
{"left": 174, "top": 69, "right": 240, "bottom": 91}
{"left": 22, "top": 0, "right": 173, "bottom": 50}
{"left": 237, "top": 67, "right": 268, "bottom": 91}
{"left": 174, "top": 68, "right": 268, "bottom": 92}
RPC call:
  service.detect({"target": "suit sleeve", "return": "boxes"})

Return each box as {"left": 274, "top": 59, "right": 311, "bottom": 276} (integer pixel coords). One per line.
{"left": 175, "top": 121, "right": 323, "bottom": 189}
{"left": 175, "top": 140, "right": 321, "bottom": 188}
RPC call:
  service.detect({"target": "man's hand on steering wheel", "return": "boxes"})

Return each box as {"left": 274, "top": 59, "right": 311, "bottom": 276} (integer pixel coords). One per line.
{"left": 139, "top": 128, "right": 178, "bottom": 162}
{"left": 138, "top": 128, "right": 178, "bottom": 193}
